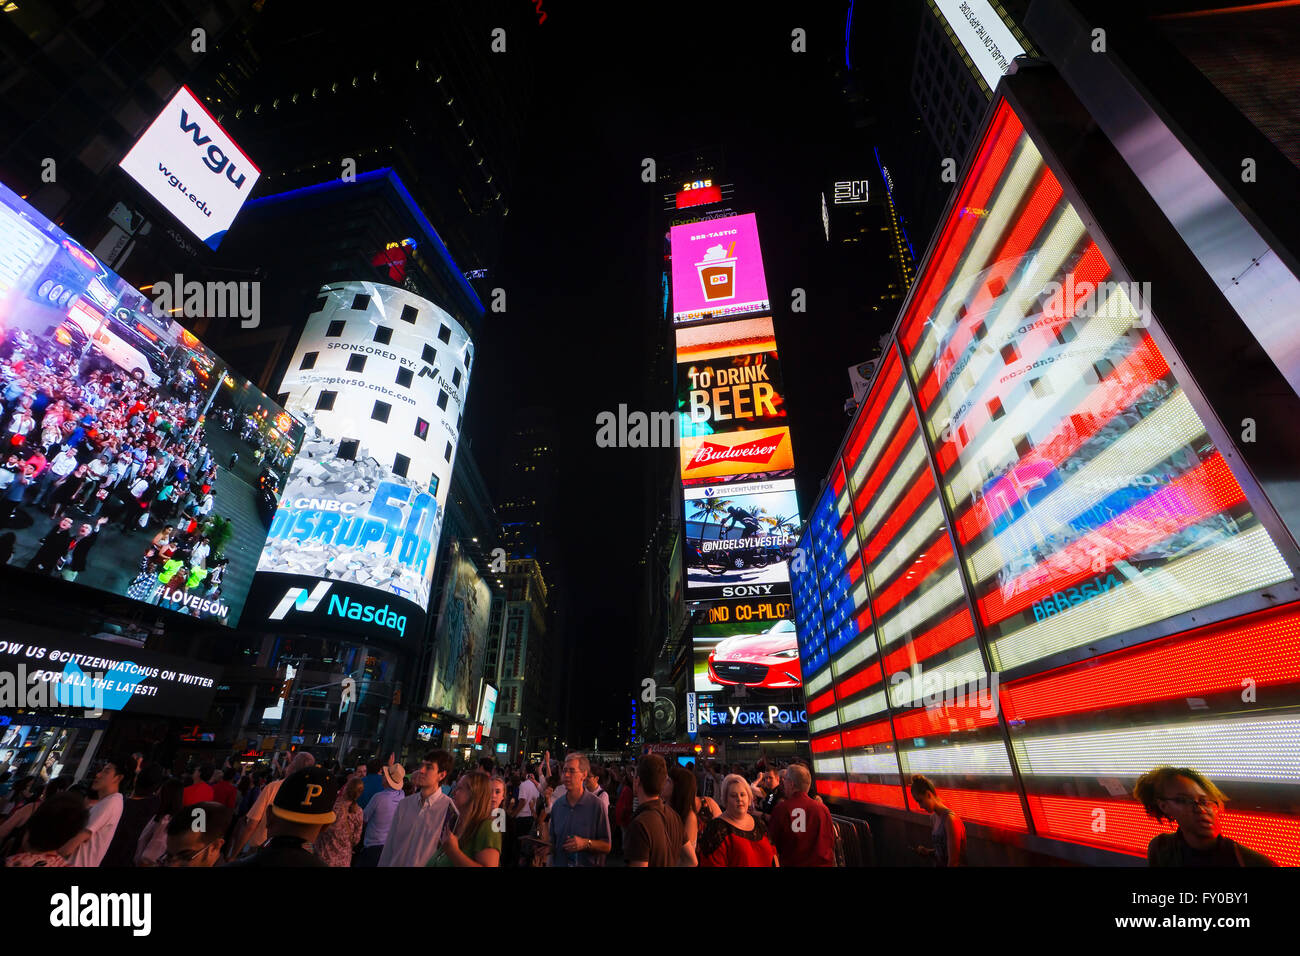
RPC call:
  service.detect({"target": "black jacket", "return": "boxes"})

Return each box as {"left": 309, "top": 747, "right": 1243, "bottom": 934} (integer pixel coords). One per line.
{"left": 224, "top": 835, "right": 327, "bottom": 868}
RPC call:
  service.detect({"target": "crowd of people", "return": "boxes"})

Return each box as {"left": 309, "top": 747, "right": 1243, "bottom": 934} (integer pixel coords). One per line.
{"left": 0, "top": 328, "right": 249, "bottom": 607}
{"left": 0, "top": 746, "right": 1269, "bottom": 868}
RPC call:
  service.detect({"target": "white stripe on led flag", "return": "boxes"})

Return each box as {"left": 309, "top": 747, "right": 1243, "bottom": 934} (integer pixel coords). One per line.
{"left": 810, "top": 711, "right": 841, "bottom": 734}
{"left": 814, "top": 756, "right": 848, "bottom": 777}
{"left": 832, "top": 632, "right": 878, "bottom": 673}
{"left": 928, "top": 205, "right": 1088, "bottom": 431}
{"left": 879, "top": 568, "right": 965, "bottom": 648}
{"left": 806, "top": 667, "right": 833, "bottom": 696}
{"left": 859, "top": 444, "right": 927, "bottom": 541}
{"left": 849, "top": 388, "right": 910, "bottom": 494}
{"left": 873, "top": 499, "right": 946, "bottom": 587}
{"left": 898, "top": 738, "right": 1015, "bottom": 775}
{"left": 887, "top": 648, "right": 985, "bottom": 709}
{"left": 966, "top": 389, "right": 1203, "bottom": 585}
{"left": 1013, "top": 714, "right": 1300, "bottom": 782}
{"left": 910, "top": 144, "right": 1046, "bottom": 378}
{"left": 990, "top": 525, "right": 1293, "bottom": 671}
{"left": 839, "top": 689, "right": 889, "bottom": 723}
{"left": 847, "top": 752, "right": 903, "bottom": 776}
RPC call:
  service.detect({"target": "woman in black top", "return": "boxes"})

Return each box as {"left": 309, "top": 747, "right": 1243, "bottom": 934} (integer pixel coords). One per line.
{"left": 1134, "top": 766, "right": 1274, "bottom": 867}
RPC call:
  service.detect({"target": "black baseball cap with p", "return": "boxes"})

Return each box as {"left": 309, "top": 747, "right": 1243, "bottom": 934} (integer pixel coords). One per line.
{"left": 271, "top": 767, "right": 338, "bottom": 825}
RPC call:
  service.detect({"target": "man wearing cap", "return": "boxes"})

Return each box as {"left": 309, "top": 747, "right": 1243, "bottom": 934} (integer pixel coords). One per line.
{"left": 228, "top": 750, "right": 315, "bottom": 859}
{"left": 355, "top": 761, "right": 405, "bottom": 867}
{"left": 225, "top": 767, "right": 336, "bottom": 867}
{"left": 378, "top": 750, "right": 457, "bottom": 867}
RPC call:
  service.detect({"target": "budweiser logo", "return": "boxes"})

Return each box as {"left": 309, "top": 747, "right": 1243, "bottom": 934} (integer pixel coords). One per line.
{"left": 686, "top": 435, "right": 783, "bottom": 470}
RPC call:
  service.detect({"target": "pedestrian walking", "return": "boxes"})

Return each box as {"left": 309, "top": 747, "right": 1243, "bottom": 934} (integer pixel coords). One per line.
{"left": 698, "top": 773, "right": 778, "bottom": 867}
{"left": 378, "top": 751, "right": 457, "bottom": 867}
{"left": 624, "top": 754, "right": 682, "bottom": 868}
{"left": 1135, "top": 766, "right": 1274, "bottom": 866}
{"left": 314, "top": 777, "right": 364, "bottom": 867}
{"left": 548, "top": 753, "right": 611, "bottom": 867}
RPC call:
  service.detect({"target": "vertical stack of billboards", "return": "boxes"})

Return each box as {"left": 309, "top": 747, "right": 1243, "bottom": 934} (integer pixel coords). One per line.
{"left": 672, "top": 207, "right": 807, "bottom": 739}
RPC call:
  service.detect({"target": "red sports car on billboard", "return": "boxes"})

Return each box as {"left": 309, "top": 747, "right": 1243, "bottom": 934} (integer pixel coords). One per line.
{"left": 707, "top": 619, "right": 802, "bottom": 690}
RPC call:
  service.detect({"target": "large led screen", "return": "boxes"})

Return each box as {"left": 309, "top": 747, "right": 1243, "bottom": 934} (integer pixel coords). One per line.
{"left": 679, "top": 426, "right": 795, "bottom": 486}
{"left": 670, "top": 213, "right": 770, "bottom": 323}
{"left": 0, "top": 182, "right": 303, "bottom": 627}
{"left": 898, "top": 100, "right": 1295, "bottom": 675}
{"left": 426, "top": 539, "right": 492, "bottom": 717}
{"left": 684, "top": 478, "right": 801, "bottom": 600}
{"left": 119, "top": 86, "right": 260, "bottom": 250}
{"left": 676, "top": 331, "right": 786, "bottom": 440}
{"left": 246, "top": 281, "right": 472, "bottom": 642}
{"left": 692, "top": 596, "right": 798, "bottom": 693}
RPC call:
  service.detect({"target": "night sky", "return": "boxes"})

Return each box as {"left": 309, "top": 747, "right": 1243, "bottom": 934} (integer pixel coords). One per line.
{"left": 465, "top": 3, "right": 923, "bottom": 742}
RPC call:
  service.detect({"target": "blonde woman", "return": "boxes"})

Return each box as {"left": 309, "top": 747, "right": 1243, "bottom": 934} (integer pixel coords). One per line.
{"left": 697, "top": 773, "right": 778, "bottom": 867}
{"left": 428, "top": 770, "right": 500, "bottom": 867}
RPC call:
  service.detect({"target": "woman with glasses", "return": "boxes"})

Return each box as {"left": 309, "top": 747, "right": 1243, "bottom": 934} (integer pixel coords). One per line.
{"left": 1134, "top": 766, "right": 1275, "bottom": 867}
{"left": 427, "top": 770, "right": 500, "bottom": 867}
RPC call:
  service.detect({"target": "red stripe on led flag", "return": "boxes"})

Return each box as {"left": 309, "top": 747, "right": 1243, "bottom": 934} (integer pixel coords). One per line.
{"left": 852, "top": 415, "right": 919, "bottom": 517}
{"left": 861, "top": 469, "right": 934, "bottom": 562}
{"left": 1001, "top": 602, "right": 1300, "bottom": 722}
{"left": 845, "top": 555, "right": 863, "bottom": 587}
{"left": 882, "top": 608, "right": 975, "bottom": 676}
{"left": 844, "top": 358, "right": 902, "bottom": 466}
{"left": 955, "top": 332, "right": 1171, "bottom": 544}
{"left": 838, "top": 513, "right": 855, "bottom": 542}
{"left": 893, "top": 704, "right": 999, "bottom": 739}
{"left": 832, "top": 465, "right": 846, "bottom": 496}
{"left": 979, "top": 452, "right": 1245, "bottom": 625}
{"left": 926, "top": 787, "right": 1028, "bottom": 831}
{"left": 925, "top": 171, "right": 1066, "bottom": 408}
{"left": 841, "top": 717, "right": 894, "bottom": 749}
{"left": 901, "top": 102, "right": 1023, "bottom": 352}
{"left": 835, "top": 666, "right": 882, "bottom": 700}
{"left": 872, "top": 535, "right": 953, "bottom": 619}
{"left": 819, "top": 779, "right": 850, "bottom": 799}
{"left": 808, "top": 688, "right": 838, "bottom": 715}
{"left": 856, "top": 606, "right": 874, "bottom": 634}
{"left": 1028, "top": 795, "right": 1300, "bottom": 867}
{"left": 810, "top": 733, "right": 842, "bottom": 754}
{"left": 849, "top": 782, "right": 906, "bottom": 809}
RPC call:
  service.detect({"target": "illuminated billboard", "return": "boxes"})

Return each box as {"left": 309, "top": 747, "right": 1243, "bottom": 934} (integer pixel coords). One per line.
{"left": 119, "top": 86, "right": 260, "bottom": 250}
{"left": 679, "top": 426, "right": 794, "bottom": 485}
{"left": 479, "top": 682, "right": 498, "bottom": 737}
{"left": 245, "top": 281, "right": 473, "bottom": 642}
{"left": 691, "top": 597, "right": 798, "bottom": 692}
{"left": 931, "top": 0, "right": 1026, "bottom": 91}
{"left": 670, "top": 213, "right": 770, "bottom": 323}
{"left": 789, "top": 93, "right": 1300, "bottom": 865}
{"left": 676, "top": 332, "right": 786, "bottom": 440}
{"left": 426, "top": 539, "right": 492, "bottom": 717}
{"left": 683, "top": 478, "right": 800, "bottom": 600}
{"left": 0, "top": 182, "right": 303, "bottom": 627}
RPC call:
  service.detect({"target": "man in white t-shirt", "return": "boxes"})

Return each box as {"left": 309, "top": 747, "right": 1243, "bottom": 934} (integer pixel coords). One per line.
{"left": 62, "top": 757, "right": 129, "bottom": 866}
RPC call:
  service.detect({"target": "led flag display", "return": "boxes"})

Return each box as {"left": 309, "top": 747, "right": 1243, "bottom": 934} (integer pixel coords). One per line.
{"left": 669, "top": 213, "right": 770, "bottom": 324}
{"left": 786, "top": 93, "right": 1300, "bottom": 862}
{"left": 119, "top": 86, "right": 260, "bottom": 249}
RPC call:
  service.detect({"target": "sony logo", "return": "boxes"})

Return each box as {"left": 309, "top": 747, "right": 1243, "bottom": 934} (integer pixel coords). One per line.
{"left": 721, "top": 585, "right": 777, "bottom": 597}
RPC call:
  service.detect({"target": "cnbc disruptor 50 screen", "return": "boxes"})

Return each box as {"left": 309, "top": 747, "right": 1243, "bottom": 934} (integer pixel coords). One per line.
{"left": 246, "top": 281, "right": 474, "bottom": 642}
{"left": 0, "top": 181, "right": 304, "bottom": 627}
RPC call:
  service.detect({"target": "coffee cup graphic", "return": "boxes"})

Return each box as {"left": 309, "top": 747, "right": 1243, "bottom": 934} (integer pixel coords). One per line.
{"left": 697, "top": 244, "right": 737, "bottom": 301}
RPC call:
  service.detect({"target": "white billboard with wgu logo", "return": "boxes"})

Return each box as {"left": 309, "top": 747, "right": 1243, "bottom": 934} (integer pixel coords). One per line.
{"left": 119, "top": 85, "right": 260, "bottom": 249}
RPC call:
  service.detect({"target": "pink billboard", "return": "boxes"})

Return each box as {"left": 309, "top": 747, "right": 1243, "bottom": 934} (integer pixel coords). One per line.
{"left": 670, "top": 213, "right": 770, "bottom": 323}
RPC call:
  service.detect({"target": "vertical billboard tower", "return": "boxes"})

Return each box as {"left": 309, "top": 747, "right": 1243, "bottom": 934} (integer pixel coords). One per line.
{"left": 246, "top": 280, "right": 473, "bottom": 643}
{"left": 670, "top": 205, "right": 808, "bottom": 738}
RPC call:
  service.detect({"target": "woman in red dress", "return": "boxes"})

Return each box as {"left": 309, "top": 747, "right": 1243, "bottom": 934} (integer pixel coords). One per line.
{"left": 698, "top": 773, "right": 778, "bottom": 867}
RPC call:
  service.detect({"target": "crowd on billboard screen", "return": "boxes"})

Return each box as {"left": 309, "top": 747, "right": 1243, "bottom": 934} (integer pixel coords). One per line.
{"left": 0, "top": 183, "right": 302, "bottom": 626}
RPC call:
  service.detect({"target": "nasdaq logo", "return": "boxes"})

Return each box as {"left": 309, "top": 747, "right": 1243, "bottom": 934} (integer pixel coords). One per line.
{"left": 268, "top": 582, "right": 331, "bottom": 620}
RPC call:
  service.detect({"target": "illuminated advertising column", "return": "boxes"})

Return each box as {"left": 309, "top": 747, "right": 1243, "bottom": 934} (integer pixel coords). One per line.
{"left": 245, "top": 281, "right": 473, "bottom": 642}
{"left": 670, "top": 211, "right": 806, "bottom": 735}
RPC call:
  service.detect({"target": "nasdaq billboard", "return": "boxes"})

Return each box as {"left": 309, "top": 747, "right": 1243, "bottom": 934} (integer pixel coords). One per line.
{"left": 245, "top": 281, "right": 473, "bottom": 642}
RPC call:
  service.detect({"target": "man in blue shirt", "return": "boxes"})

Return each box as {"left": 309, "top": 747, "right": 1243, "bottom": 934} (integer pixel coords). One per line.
{"left": 549, "top": 753, "right": 611, "bottom": 867}
{"left": 357, "top": 758, "right": 384, "bottom": 809}
{"left": 357, "top": 762, "right": 405, "bottom": 867}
